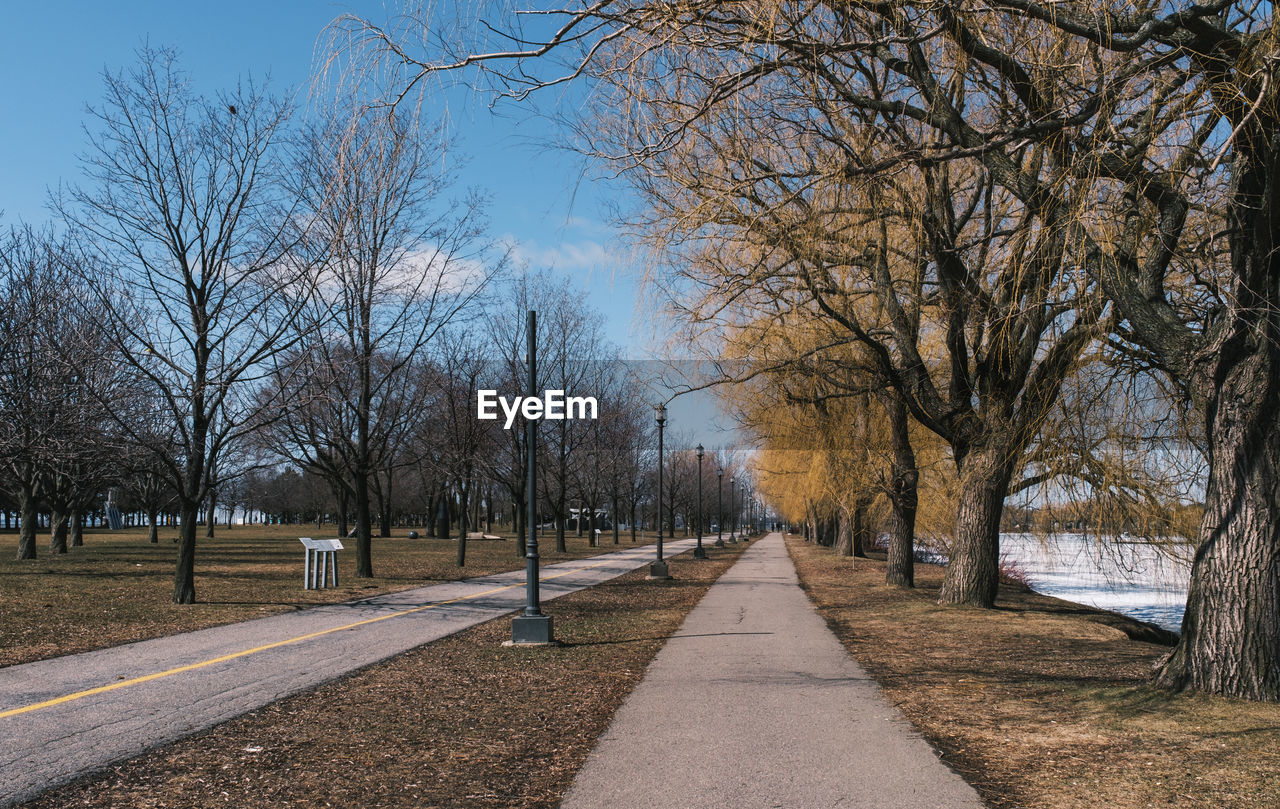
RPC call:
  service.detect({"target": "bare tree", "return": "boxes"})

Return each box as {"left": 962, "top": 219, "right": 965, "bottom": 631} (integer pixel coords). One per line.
{"left": 59, "top": 47, "right": 316, "bottom": 603}
{"left": 1, "top": 227, "right": 128, "bottom": 558}
{"left": 0, "top": 227, "right": 65, "bottom": 559}
{"left": 426, "top": 329, "right": 496, "bottom": 565}
{"left": 271, "top": 106, "right": 501, "bottom": 577}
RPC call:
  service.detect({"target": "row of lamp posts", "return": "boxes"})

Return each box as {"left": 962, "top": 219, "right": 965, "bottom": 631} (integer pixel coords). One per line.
{"left": 650, "top": 401, "right": 751, "bottom": 580}
{"left": 514, "top": 344, "right": 756, "bottom": 643}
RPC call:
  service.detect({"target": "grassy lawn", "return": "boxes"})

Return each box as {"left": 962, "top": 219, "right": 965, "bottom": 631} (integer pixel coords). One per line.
{"left": 19, "top": 541, "right": 746, "bottom": 809}
{"left": 786, "top": 534, "right": 1280, "bottom": 809}
{"left": 0, "top": 524, "right": 652, "bottom": 667}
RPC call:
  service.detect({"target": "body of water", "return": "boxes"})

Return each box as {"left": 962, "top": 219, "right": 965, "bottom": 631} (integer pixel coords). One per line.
{"left": 999, "top": 532, "right": 1192, "bottom": 632}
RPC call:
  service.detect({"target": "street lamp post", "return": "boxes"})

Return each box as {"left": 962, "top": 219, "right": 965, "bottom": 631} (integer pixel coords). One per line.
{"left": 510, "top": 309, "right": 555, "bottom": 645}
{"left": 648, "top": 403, "right": 671, "bottom": 579}
{"left": 741, "top": 484, "right": 749, "bottom": 540}
{"left": 729, "top": 476, "right": 737, "bottom": 543}
{"left": 693, "top": 444, "right": 706, "bottom": 559}
{"left": 714, "top": 466, "right": 725, "bottom": 547}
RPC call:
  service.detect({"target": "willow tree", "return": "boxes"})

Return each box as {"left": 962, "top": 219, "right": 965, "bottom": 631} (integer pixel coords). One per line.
{"left": 726, "top": 312, "right": 923, "bottom": 585}
{"left": 344, "top": 1, "right": 1280, "bottom": 700}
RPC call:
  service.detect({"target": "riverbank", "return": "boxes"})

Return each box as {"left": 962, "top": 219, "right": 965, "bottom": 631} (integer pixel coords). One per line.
{"left": 1000, "top": 531, "right": 1191, "bottom": 632}
{"left": 787, "top": 534, "right": 1280, "bottom": 809}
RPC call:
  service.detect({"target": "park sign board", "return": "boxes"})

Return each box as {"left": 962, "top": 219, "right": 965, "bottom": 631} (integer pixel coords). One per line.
{"left": 299, "top": 538, "right": 343, "bottom": 590}
{"left": 299, "top": 538, "right": 343, "bottom": 552}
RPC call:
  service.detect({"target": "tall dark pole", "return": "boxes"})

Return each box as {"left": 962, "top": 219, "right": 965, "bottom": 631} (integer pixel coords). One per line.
{"left": 714, "top": 466, "right": 725, "bottom": 547}
{"left": 511, "top": 310, "right": 555, "bottom": 644}
{"left": 729, "top": 476, "right": 737, "bottom": 542}
{"left": 693, "top": 444, "right": 706, "bottom": 559}
{"left": 649, "top": 403, "right": 671, "bottom": 579}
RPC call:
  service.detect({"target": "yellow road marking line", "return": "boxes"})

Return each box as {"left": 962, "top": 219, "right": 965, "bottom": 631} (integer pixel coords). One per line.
{"left": 0, "top": 548, "right": 662, "bottom": 721}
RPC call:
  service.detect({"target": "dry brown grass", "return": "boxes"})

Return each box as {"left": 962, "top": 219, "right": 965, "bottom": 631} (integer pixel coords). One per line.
{"left": 0, "top": 525, "right": 643, "bottom": 667}
{"left": 19, "top": 543, "right": 745, "bottom": 809}
{"left": 786, "top": 534, "right": 1280, "bottom": 809}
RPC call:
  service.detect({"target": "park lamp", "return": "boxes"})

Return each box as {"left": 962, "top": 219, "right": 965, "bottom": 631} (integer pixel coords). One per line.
{"left": 732, "top": 476, "right": 742, "bottom": 540}
{"left": 649, "top": 402, "right": 671, "bottom": 579}
{"left": 693, "top": 444, "right": 706, "bottom": 559}
{"left": 715, "top": 465, "right": 725, "bottom": 547}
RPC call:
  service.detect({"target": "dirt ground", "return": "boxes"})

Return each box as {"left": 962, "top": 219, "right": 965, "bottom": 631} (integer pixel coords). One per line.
{"left": 786, "top": 534, "right": 1280, "bottom": 809}
{"left": 0, "top": 524, "right": 640, "bottom": 667}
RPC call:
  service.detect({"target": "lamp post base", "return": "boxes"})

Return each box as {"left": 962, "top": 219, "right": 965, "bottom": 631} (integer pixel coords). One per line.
{"left": 713, "top": 538, "right": 725, "bottom": 548}
{"left": 693, "top": 544, "right": 707, "bottom": 559}
{"left": 507, "top": 614, "right": 557, "bottom": 646}
{"left": 646, "top": 560, "right": 672, "bottom": 580}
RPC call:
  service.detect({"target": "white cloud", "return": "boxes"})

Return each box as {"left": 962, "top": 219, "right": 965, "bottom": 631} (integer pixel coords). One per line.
{"left": 508, "top": 237, "right": 612, "bottom": 273}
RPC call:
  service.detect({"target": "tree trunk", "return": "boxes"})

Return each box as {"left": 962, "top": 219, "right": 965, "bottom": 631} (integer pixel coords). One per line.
{"left": 515, "top": 499, "right": 526, "bottom": 557}
{"left": 16, "top": 484, "right": 37, "bottom": 560}
{"left": 937, "top": 449, "right": 1011, "bottom": 607}
{"left": 833, "top": 505, "right": 853, "bottom": 557}
{"left": 555, "top": 499, "right": 567, "bottom": 553}
{"left": 852, "top": 494, "right": 871, "bottom": 558}
{"left": 455, "top": 489, "right": 468, "bottom": 567}
{"left": 174, "top": 498, "right": 199, "bottom": 603}
{"left": 427, "top": 492, "right": 438, "bottom": 538}
{"left": 353, "top": 469, "right": 374, "bottom": 578}
{"left": 376, "top": 471, "right": 392, "bottom": 538}
{"left": 884, "top": 395, "right": 918, "bottom": 588}
{"left": 436, "top": 493, "right": 450, "bottom": 540}
{"left": 819, "top": 514, "right": 837, "bottom": 547}
{"left": 50, "top": 508, "right": 69, "bottom": 554}
{"left": 1156, "top": 343, "right": 1280, "bottom": 700}
{"left": 69, "top": 509, "right": 84, "bottom": 547}
{"left": 205, "top": 489, "right": 216, "bottom": 539}
{"left": 148, "top": 511, "right": 159, "bottom": 544}
{"left": 337, "top": 488, "right": 350, "bottom": 540}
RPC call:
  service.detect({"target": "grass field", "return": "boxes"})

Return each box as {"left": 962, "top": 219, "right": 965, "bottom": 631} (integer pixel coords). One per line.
{"left": 787, "top": 534, "right": 1280, "bottom": 809}
{"left": 0, "top": 524, "right": 652, "bottom": 667}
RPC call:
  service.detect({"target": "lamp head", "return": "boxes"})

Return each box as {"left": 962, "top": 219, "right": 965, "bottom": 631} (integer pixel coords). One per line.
{"left": 655, "top": 402, "right": 667, "bottom": 426}
{"left": 696, "top": 443, "right": 704, "bottom": 459}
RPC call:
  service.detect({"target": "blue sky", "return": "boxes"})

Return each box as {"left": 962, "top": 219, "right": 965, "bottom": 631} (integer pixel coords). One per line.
{"left": 0, "top": 1, "right": 651, "bottom": 351}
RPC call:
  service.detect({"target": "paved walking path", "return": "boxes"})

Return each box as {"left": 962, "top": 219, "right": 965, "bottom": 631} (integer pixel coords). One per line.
{"left": 560, "top": 533, "right": 986, "bottom": 809}
{"left": 0, "top": 537, "right": 701, "bottom": 807}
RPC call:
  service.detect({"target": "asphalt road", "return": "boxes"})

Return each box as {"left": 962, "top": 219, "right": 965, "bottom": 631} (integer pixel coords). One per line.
{"left": 559, "top": 533, "right": 986, "bottom": 809}
{"left": 0, "top": 537, "right": 701, "bottom": 807}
